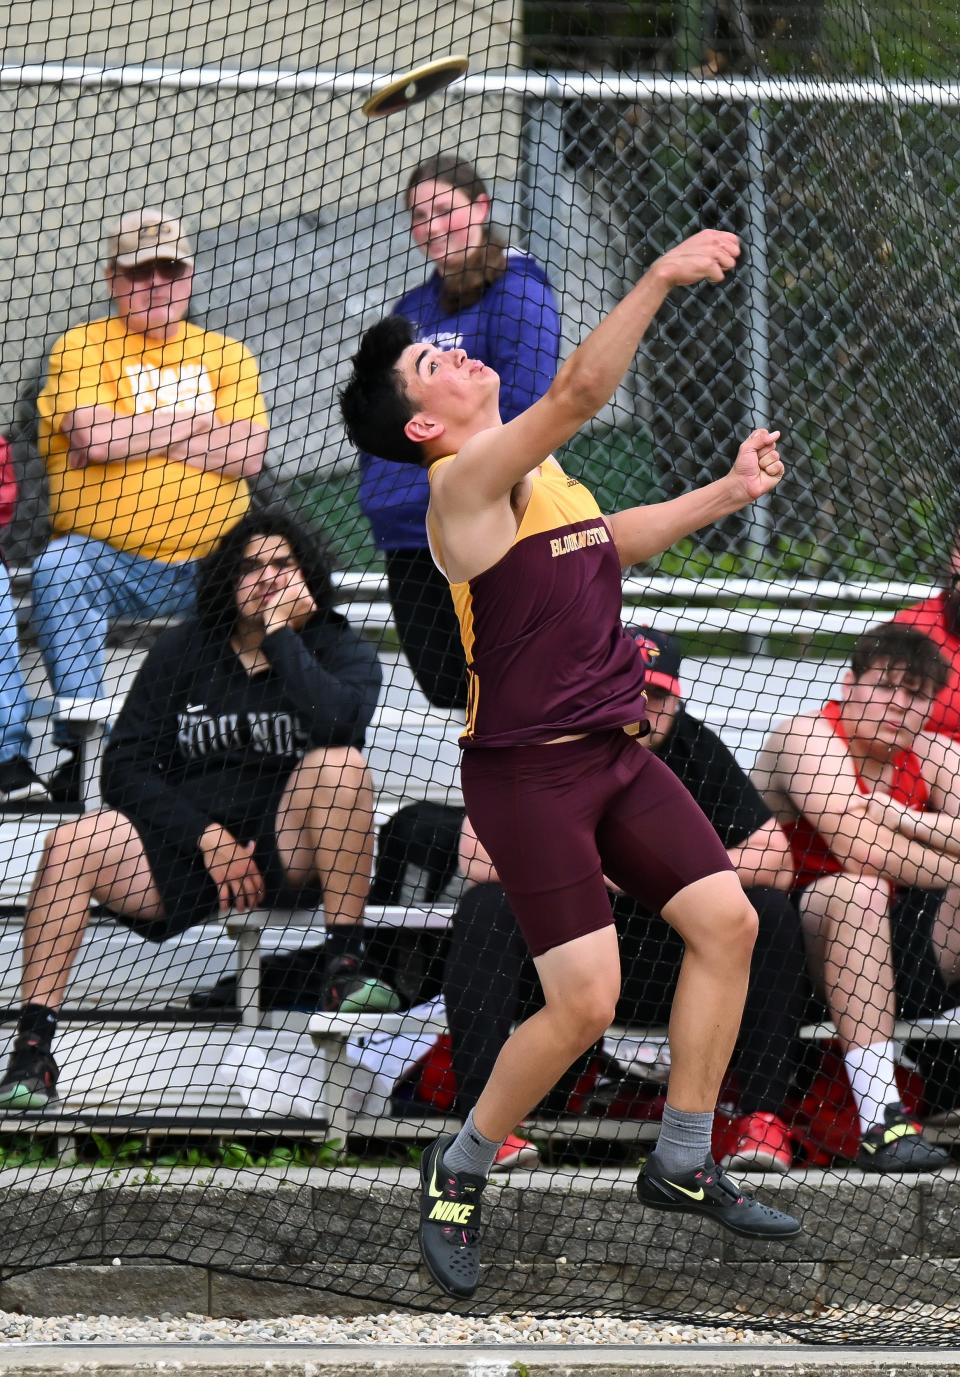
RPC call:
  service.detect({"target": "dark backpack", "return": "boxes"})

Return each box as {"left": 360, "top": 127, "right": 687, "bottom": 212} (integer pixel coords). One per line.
{"left": 370, "top": 801, "right": 466, "bottom": 905}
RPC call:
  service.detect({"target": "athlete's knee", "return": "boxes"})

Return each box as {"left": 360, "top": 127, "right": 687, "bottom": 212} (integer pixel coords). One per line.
{"left": 555, "top": 978, "right": 618, "bottom": 1047}
{"left": 683, "top": 884, "right": 758, "bottom": 962}
{"left": 725, "top": 893, "right": 759, "bottom": 957}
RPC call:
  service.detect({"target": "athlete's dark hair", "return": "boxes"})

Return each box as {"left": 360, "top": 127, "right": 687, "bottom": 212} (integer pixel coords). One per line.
{"left": 339, "top": 316, "right": 424, "bottom": 465}
{"left": 405, "top": 153, "right": 489, "bottom": 207}
{"left": 850, "top": 623, "right": 949, "bottom": 694}
{"left": 196, "top": 508, "right": 336, "bottom": 637}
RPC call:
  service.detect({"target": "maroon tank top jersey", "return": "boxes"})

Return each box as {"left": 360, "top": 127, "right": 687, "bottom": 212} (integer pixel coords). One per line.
{"left": 426, "top": 457, "right": 648, "bottom": 747}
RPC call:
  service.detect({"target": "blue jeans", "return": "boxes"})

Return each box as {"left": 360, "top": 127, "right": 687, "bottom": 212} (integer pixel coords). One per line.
{"left": 31, "top": 534, "right": 198, "bottom": 746}
{"left": 0, "top": 563, "right": 31, "bottom": 765}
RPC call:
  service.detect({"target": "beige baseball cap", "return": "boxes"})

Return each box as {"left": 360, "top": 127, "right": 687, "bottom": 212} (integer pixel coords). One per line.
{"left": 105, "top": 207, "right": 194, "bottom": 269}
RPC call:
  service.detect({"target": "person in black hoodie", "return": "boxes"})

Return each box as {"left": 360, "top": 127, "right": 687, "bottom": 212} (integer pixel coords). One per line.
{"left": 0, "top": 510, "right": 383, "bottom": 1110}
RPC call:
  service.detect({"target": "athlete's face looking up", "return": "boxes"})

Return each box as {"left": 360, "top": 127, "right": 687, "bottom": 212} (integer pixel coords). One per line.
{"left": 398, "top": 341, "right": 500, "bottom": 451}
{"left": 841, "top": 659, "right": 935, "bottom": 757}
{"left": 408, "top": 177, "right": 490, "bottom": 275}
{"left": 644, "top": 687, "right": 681, "bottom": 751}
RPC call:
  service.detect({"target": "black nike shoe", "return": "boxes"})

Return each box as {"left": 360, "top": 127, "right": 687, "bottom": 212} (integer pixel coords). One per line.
{"left": 418, "top": 1133, "right": 486, "bottom": 1299}
{"left": 0, "top": 1037, "right": 59, "bottom": 1111}
{"left": 637, "top": 1154, "right": 801, "bottom": 1239}
{"left": 856, "top": 1103, "right": 951, "bottom": 1172}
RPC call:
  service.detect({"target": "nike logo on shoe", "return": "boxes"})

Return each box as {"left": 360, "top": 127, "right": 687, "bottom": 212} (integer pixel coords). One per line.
{"left": 861, "top": 1122, "right": 917, "bottom": 1154}
{"left": 418, "top": 1135, "right": 484, "bottom": 1300}
{"left": 663, "top": 1179, "right": 705, "bottom": 1201}
{"left": 880, "top": 1123, "right": 915, "bottom": 1144}
{"left": 428, "top": 1200, "right": 476, "bottom": 1224}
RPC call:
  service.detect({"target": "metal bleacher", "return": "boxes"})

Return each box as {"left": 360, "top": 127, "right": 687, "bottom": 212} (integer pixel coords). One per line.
{"left": 2, "top": 568, "right": 958, "bottom": 1157}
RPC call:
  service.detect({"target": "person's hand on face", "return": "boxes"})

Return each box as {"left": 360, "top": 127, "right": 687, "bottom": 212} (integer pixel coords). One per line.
{"left": 236, "top": 538, "right": 318, "bottom": 635}
{"left": 259, "top": 564, "right": 318, "bottom": 636}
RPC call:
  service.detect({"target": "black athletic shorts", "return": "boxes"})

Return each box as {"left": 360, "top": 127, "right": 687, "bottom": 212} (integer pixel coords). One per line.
{"left": 111, "top": 766, "right": 324, "bottom": 944}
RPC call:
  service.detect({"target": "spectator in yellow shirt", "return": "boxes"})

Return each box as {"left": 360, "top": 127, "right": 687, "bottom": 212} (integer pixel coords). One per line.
{"left": 34, "top": 207, "right": 269, "bottom": 800}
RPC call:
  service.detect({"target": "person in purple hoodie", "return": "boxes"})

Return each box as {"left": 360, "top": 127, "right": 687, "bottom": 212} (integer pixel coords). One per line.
{"left": 358, "top": 153, "right": 561, "bottom": 709}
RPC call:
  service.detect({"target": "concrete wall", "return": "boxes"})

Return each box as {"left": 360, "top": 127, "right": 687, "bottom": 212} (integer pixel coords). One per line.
{"left": 2, "top": 1168, "right": 960, "bottom": 1330}
{"left": 0, "top": 1, "right": 524, "bottom": 447}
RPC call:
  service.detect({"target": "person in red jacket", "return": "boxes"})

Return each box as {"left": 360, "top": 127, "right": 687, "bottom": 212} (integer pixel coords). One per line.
{"left": 892, "top": 539, "right": 960, "bottom": 740}
{"left": 753, "top": 623, "right": 960, "bottom": 1172}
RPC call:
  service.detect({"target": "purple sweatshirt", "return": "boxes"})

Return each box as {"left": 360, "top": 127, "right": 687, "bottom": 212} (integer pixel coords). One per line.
{"left": 358, "top": 248, "right": 561, "bottom": 550}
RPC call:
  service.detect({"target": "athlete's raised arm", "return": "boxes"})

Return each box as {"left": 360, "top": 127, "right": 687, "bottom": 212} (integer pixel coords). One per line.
{"left": 443, "top": 230, "right": 741, "bottom": 510}
{"left": 607, "top": 427, "right": 784, "bottom": 568}
{"left": 338, "top": 232, "right": 740, "bottom": 519}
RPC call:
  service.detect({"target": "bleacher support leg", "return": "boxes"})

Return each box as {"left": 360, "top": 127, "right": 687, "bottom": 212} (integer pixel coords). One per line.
{"left": 226, "top": 913, "right": 269, "bottom": 1029}
{"left": 314, "top": 1033, "right": 354, "bottom": 1157}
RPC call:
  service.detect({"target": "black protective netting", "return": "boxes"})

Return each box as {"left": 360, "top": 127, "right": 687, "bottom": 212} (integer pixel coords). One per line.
{"left": 2, "top": 0, "right": 960, "bottom": 1347}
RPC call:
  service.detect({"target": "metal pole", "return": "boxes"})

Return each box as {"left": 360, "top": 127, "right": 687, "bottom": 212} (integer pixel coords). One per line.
{"left": 743, "top": 101, "right": 772, "bottom": 566}
{"left": 521, "top": 82, "right": 565, "bottom": 275}
{"left": 3, "top": 64, "right": 955, "bottom": 106}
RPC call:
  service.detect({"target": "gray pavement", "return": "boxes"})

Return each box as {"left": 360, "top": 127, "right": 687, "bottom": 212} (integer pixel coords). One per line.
{"left": 3, "top": 1342, "right": 960, "bottom": 1376}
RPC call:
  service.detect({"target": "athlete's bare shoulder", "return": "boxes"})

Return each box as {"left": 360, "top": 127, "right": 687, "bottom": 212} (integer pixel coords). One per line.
{"left": 430, "top": 448, "right": 539, "bottom": 517}
{"left": 427, "top": 453, "right": 539, "bottom": 584}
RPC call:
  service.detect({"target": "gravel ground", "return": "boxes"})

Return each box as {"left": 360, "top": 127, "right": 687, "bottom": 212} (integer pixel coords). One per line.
{"left": 0, "top": 1312, "right": 791, "bottom": 1345}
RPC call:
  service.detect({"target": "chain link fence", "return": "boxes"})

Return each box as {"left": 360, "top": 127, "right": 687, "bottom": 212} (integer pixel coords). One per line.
{"left": 4, "top": 72, "right": 957, "bottom": 580}
{"left": 3, "top": 17, "right": 960, "bottom": 1335}
{"left": 524, "top": 89, "right": 960, "bottom": 581}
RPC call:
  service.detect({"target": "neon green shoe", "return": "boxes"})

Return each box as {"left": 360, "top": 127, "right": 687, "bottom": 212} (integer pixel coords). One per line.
{"left": 0, "top": 1039, "right": 58, "bottom": 1111}
{"left": 322, "top": 954, "right": 402, "bottom": 1013}
{"left": 856, "top": 1103, "right": 950, "bottom": 1171}
{"left": 338, "top": 976, "right": 403, "bottom": 1013}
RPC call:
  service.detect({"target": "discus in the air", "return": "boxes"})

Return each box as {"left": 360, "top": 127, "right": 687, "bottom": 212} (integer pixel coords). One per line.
{"left": 361, "top": 55, "right": 470, "bottom": 119}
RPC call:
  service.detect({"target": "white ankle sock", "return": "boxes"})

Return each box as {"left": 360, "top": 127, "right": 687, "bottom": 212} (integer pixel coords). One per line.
{"left": 843, "top": 1040, "right": 899, "bottom": 1136}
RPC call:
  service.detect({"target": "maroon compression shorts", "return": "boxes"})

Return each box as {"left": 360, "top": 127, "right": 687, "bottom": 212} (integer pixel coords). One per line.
{"left": 461, "top": 729, "right": 734, "bottom": 957}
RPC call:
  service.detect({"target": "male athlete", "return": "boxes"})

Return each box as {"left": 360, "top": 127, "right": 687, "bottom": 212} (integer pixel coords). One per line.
{"left": 340, "top": 229, "right": 801, "bottom": 1299}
